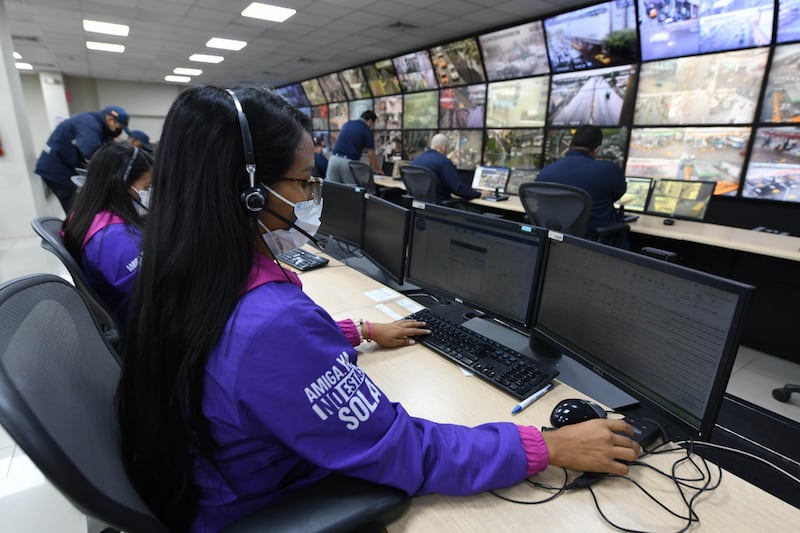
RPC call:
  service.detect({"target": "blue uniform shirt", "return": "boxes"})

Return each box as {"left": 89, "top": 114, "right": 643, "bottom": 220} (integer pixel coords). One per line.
{"left": 411, "top": 149, "right": 480, "bottom": 204}
{"left": 332, "top": 119, "right": 374, "bottom": 160}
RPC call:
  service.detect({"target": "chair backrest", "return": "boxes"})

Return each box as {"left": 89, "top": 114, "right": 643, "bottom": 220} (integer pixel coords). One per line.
{"left": 0, "top": 274, "right": 169, "bottom": 533}
{"left": 30, "top": 216, "right": 120, "bottom": 347}
{"left": 518, "top": 182, "right": 592, "bottom": 236}
{"left": 348, "top": 161, "right": 376, "bottom": 194}
{"left": 400, "top": 164, "right": 438, "bottom": 203}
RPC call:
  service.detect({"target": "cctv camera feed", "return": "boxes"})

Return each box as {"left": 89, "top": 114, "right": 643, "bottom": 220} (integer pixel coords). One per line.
{"left": 375, "top": 131, "right": 404, "bottom": 163}
{"left": 549, "top": 65, "right": 637, "bottom": 127}
{"left": 298, "top": 107, "right": 311, "bottom": 119}
{"left": 349, "top": 98, "right": 373, "bottom": 120}
{"left": 486, "top": 77, "right": 549, "bottom": 128}
{"left": 484, "top": 129, "right": 545, "bottom": 169}
{"left": 393, "top": 50, "right": 438, "bottom": 92}
{"left": 362, "top": 59, "right": 402, "bottom": 96}
{"left": 479, "top": 20, "right": 550, "bottom": 81}
{"left": 625, "top": 127, "right": 750, "bottom": 195}
{"left": 439, "top": 85, "right": 487, "bottom": 129}
{"left": 277, "top": 84, "right": 309, "bottom": 107}
{"left": 403, "top": 91, "right": 439, "bottom": 129}
{"left": 301, "top": 79, "right": 327, "bottom": 105}
{"left": 634, "top": 48, "right": 768, "bottom": 125}
{"left": 646, "top": 178, "right": 716, "bottom": 219}
{"left": 505, "top": 167, "right": 541, "bottom": 195}
{"left": 402, "top": 130, "right": 436, "bottom": 161}
{"left": 328, "top": 102, "right": 349, "bottom": 130}
{"left": 339, "top": 67, "right": 372, "bottom": 100}
{"left": 318, "top": 73, "right": 348, "bottom": 103}
{"left": 429, "top": 37, "right": 487, "bottom": 88}
{"left": 544, "top": 0, "right": 638, "bottom": 73}
{"left": 743, "top": 126, "right": 800, "bottom": 203}
{"left": 777, "top": 0, "right": 800, "bottom": 43}
{"left": 374, "top": 95, "right": 402, "bottom": 129}
{"left": 441, "top": 130, "right": 483, "bottom": 170}
{"left": 312, "top": 105, "right": 329, "bottom": 130}
{"left": 759, "top": 43, "right": 800, "bottom": 123}
{"left": 544, "top": 127, "right": 628, "bottom": 167}
{"left": 638, "top": 0, "right": 700, "bottom": 61}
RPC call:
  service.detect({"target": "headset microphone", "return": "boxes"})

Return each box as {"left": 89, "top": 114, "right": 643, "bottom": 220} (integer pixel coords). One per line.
{"left": 226, "top": 89, "right": 268, "bottom": 214}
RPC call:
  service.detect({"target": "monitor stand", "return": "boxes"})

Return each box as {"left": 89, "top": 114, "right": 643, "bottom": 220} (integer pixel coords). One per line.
{"left": 463, "top": 317, "right": 638, "bottom": 410}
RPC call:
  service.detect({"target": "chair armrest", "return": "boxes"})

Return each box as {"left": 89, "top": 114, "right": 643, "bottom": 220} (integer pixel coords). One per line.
{"left": 221, "top": 475, "right": 410, "bottom": 533}
{"left": 595, "top": 221, "right": 630, "bottom": 237}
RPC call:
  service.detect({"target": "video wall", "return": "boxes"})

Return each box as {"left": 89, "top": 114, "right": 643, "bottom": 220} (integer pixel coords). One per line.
{"left": 276, "top": 0, "right": 800, "bottom": 205}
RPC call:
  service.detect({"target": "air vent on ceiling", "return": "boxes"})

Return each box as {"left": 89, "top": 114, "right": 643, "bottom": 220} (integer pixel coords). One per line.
{"left": 11, "top": 34, "right": 40, "bottom": 42}
{"left": 386, "top": 21, "right": 418, "bottom": 30}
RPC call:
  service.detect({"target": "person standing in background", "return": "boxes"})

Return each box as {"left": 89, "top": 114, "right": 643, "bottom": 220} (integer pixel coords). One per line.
{"left": 326, "top": 110, "right": 381, "bottom": 183}
{"left": 313, "top": 136, "right": 328, "bottom": 178}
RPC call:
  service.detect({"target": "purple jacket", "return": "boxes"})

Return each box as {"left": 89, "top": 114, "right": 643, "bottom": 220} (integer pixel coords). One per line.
{"left": 191, "top": 254, "right": 535, "bottom": 532}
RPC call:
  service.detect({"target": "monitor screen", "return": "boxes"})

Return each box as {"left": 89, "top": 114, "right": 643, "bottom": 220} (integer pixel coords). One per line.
{"left": 407, "top": 204, "right": 548, "bottom": 328}
{"left": 742, "top": 126, "right": 800, "bottom": 203}
{"left": 486, "top": 77, "right": 549, "bottom": 128}
{"left": 318, "top": 73, "right": 348, "bottom": 103}
{"left": 645, "top": 178, "right": 717, "bottom": 220}
{"left": 759, "top": 43, "right": 800, "bottom": 123}
{"left": 439, "top": 84, "right": 487, "bottom": 129}
{"left": 339, "top": 67, "right": 372, "bottom": 100}
{"left": 374, "top": 131, "right": 403, "bottom": 163}
{"left": 374, "top": 95, "right": 403, "bottom": 129}
{"left": 362, "top": 59, "right": 402, "bottom": 96}
{"left": 402, "top": 130, "right": 436, "bottom": 161}
{"left": 312, "top": 105, "right": 329, "bottom": 130}
{"left": 349, "top": 98, "right": 374, "bottom": 120}
{"left": 544, "top": 127, "right": 628, "bottom": 168}
{"left": 404, "top": 91, "right": 439, "bottom": 129}
{"left": 505, "top": 167, "right": 540, "bottom": 195}
{"left": 549, "top": 65, "right": 637, "bottom": 127}
{"left": 531, "top": 234, "right": 753, "bottom": 440}
{"left": 319, "top": 181, "right": 365, "bottom": 246}
{"left": 616, "top": 176, "right": 654, "bottom": 212}
{"left": 484, "top": 129, "right": 545, "bottom": 169}
{"left": 440, "top": 130, "right": 483, "bottom": 170}
{"left": 277, "top": 84, "right": 309, "bottom": 107}
{"left": 362, "top": 195, "right": 411, "bottom": 284}
{"left": 429, "top": 37, "right": 487, "bottom": 87}
{"left": 479, "top": 20, "right": 549, "bottom": 81}
{"left": 393, "top": 50, "right": 438, "bottom": 92}
{"left": 301, "top": 79, "right": 327, "bottom": 105}
{"left": 471, "top": 165, "right": 511, "bottom": 192}
{"left": 544, "top": 1, "right": 638, "bottom": 73}
{"left": 777, "top": 0, "right": 800, "bottom": 43}
{"left": 328, "top": 102, "right": 349, "bottom": 130}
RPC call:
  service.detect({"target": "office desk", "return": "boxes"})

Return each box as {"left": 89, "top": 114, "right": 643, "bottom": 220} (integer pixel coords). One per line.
{"left": 297, "top": 261, "right": 800, "bottom": 532}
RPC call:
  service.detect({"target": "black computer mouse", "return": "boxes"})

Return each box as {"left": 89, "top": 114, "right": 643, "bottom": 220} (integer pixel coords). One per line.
{"left": 663, "top": 218, "right": 675, "bottom": 226}
{"left": 550, "top": 399, "right": 608, "bottom": 427}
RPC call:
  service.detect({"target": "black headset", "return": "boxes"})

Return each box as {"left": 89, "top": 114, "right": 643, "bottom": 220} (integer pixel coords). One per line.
{"left": 226, "top": 89, "right": 269, "bottom": 215}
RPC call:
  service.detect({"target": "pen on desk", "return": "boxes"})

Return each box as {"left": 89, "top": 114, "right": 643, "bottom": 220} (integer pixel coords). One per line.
{"left": 511, "top": 383, "right": 554, "bottom": 415}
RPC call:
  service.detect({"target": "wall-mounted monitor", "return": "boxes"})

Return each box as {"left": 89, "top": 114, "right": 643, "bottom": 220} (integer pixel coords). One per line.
{"left": 312, "top": 130, "right": 329, "bottom": 149}
{"left": 312, "top": 105, "right": 329, "bottom": 131}
{"left": 339, "top": 67, "right": 372, "bottom": 100}
{"left": 440, "top": 130, "right": 483, "bottom": 170}
{"left": 646, "top": 178, "right": 717, "bottom": 220}
{"left": 637, "top": 0, "right": 700, "bottom": 61}
{"left": 616, "top": 176, "right": 654, "bottom": 213}
{"left": 403, "top": 91, "right": 439, "bottom": 129}
{"left": 759, "top": 43, "right": 800, "bottom": 123}
{"left": 402, "top": 130, "right": 436, "bottom": 161}
{"left": 374, "top": 95, "right": 403, "bottom": 129}
{"left": 362, "top": 195, "right": 411, "bottom": 285}
{"left": 484, "top": 129, "right": 544, "bottom": 169}
{"left": 429, "top": 37, "right": 487, "bottom": 87}
{"left": 318, "top": 73, "right": 348, "bottom": 103}
{"left": 471, "top": 165, "right": 511, "bottom": 191}
{"left": 374, "top": 131, "right": 403, "bottom": 163}
{"left": 486, "top": 77, "right": 549, "bottom": 128}
{"left": 362, "top": 59, "right": 402, "bottom": 96}
{"left": 301, "top": 79, "right": 327, "bottom": 105}
{"left": 439, "top": 84, "right": 486, "bottom": 129}
{"left": 479, "top": 20, "right": 549, "bottom": 81}
{"left": 393, "top": 50, "right": 438, "bottom": 92}
{"left": 328, "top": 102, "right": 349, "bottom": 130}
{"left": 277, "top": 83, "right": 309, "bottom": 107}
{"left": 635, "top": 48, "right": 768, "bottom": 126}
{"left": 349, "top": 98, "right": 374, "bottom": 120}
{"left": 544, "top": 0, "right": 638, "bottom": 73}
{"left": 626, "top": 127, "right": 750, "bottom": 196}
{"left": 549, "top": 65, "right": 637, "bottom": 127}
{"left": 777, "top": 0, "right": 800, "bottom": 43}
{"left": 743, "top": 126, "right": 800, "bottom": 203}
{"left": 505, "top": 167, "right": 540, "bottom": 195}
{"left": 544, "top": 127, "right": 628, "bottom": 168}
{"left": 318, "top": 181, "right": 365, "bottom": 247}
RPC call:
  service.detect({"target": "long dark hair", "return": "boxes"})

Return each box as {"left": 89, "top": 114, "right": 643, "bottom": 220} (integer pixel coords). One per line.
{"left": 116, "top": 85, "right": 311, "bottom": 531}
{"left": 62, "top": 142, "right": 152, "bottom": 260}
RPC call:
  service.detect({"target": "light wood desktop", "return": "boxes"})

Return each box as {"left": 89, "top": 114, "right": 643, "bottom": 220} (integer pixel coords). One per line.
{"left": 297, "top": 257, "right": 800, "bottom": 532}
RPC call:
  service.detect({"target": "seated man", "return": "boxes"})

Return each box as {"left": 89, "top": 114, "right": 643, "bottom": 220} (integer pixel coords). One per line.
{"left": 537, "top": 125, "right": 629, "bottom": 249}
{"left": 411, "top": 133, "right": 490, "bottom": 204}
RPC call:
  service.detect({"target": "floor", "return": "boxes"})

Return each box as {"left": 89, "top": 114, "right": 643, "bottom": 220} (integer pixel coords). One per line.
{"left": 0, "top": 195, "right": 798, "bottom": 531}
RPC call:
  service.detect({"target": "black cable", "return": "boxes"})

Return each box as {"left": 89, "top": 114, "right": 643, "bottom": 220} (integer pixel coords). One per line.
{"left": 489, "top": 467, "right": 569, "bottom": 505}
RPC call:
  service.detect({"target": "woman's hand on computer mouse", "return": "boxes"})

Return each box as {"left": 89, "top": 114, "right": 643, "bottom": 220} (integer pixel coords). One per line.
{"left": 370, "top": 320, "right": 430, "bottom": 348}
{"left": 541, "top": 419, "right": 641, "bottom": 475}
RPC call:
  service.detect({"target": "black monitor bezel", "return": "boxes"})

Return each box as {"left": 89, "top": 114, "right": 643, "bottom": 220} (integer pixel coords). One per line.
{"left": 318, "top": 181, "right": 366, "bottom": 247}
{"left": 645, "top": 178, "right": 717, "bottom": 221}
{"left": 361, "top": 194, "right": 411, "bottom": 285}
{"left": 617, "top": 176, "right": 654, "bottom": 213}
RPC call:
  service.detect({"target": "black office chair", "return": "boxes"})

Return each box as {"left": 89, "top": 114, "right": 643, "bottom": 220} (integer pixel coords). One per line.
{"left": 31, "top": 216, "right": 121, "bottom": 348}
{"left": 348, "top": 161, "right": 378, "bottom": 194}
{"left": 518, "top": 182, "right": 592, "bottom": 236}
{"left": 398, "top": 164, "right": 462, "bottom": 209}
{"left": 0, "top": 274, "right": 410, "bottom": 533}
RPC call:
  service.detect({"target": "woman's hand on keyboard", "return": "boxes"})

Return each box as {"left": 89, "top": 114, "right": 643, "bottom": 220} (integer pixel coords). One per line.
{"left": 371, "top": 320, "right": 430, "bottom": 348}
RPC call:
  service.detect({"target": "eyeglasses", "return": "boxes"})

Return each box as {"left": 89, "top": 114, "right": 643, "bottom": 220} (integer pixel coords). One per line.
{"left": 279, "top": 176, "right": 323, "bottom": 204}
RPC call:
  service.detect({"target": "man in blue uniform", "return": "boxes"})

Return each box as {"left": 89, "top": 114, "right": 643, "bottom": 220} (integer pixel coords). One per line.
{"left": 313, "top": 136, "right": 328, "bottom": 178}
{"left": 326, "top": 110, "right": 381, "bottom": 183}
{"left": 35, "top": 105, "right": 130, "bottom": 212}
{"left": 411, "top": 133, "right": 489, "bottom": 204}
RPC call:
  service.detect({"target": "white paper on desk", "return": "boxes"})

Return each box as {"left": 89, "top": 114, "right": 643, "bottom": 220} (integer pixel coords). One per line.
{"left": 395, "top": 298, "right": 425, "bottom": 313}
{"left": 376, "top": 303, "right": 405, "bottom": 320}
{"left": 364, "top": 287, "right": 402, "bottom": 302}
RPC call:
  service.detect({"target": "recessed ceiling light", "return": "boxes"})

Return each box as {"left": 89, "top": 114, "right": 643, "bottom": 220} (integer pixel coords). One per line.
{"left": 86, "top": 41, "right": 125, "bottom": 53}
{"left": 165, "top": 75, "right": 191, "bottom": 83}
{"left": 206, "top": 37, "right": 247, "bottom": 51}
{"left": 15, "top": 62, "right": 33, "bottom": 70}
{"left": 13, "top": 51, "right": 22, "bottom": 59}
{"left": 189, "top": 54, "right": 224, "bottom": 63}
{"left": 83, "top": 19, "right": 130, "bottom": 37}
{"left": 241, "top": 2, "right": 296, "bottom": 22}
{"left": 173, "top": 67, "right": 202, "bottom": 76}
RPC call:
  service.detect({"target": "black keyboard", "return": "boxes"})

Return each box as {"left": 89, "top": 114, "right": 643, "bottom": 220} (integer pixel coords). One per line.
{"left": 408, "top": 308, "right": 558, "bottom": 400}
{"left": 276, "top": 248, "right": 329, "bottom": 271}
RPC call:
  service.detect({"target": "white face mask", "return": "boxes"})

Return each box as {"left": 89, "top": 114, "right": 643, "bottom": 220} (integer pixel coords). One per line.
{"left": 131, "top": 187, "right": 150, "bottom": 216}
{"left": 258, "top": 186, "right": 323, "bottom": 254}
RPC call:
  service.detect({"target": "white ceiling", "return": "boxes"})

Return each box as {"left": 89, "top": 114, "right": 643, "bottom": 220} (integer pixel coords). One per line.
{"left": 6, "top": 0, "right": 594, "bottom": 88}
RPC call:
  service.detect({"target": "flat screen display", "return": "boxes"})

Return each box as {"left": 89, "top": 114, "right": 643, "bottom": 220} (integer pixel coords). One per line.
{"left": 277, "top": 83, "right": 309, "bottom": 107}
{"left": 404, "top": 91, "right": 439, "bottom": 129}
{"left": 549, "top": 65, "right": 637, "bottom": 127}
{"left": 374, "top": 95, "right": 403, "bottom": 129}
{"left": 505, "top": 167, "right": 540, "bottom": 195}
{"left": 339, "top": 67, "right": 372, "bottom": 100}
{"left": 328, "top": 102, "right": 349, "bottom": 130}
{"left": 777, "top": 0, "right": 800, "bottom": 43}
{"left": 439, "top": 84, "right": 487, "bottom": 129}
{"left": 743, "top": 126, "right": 800, "bottom": 203}
{"left": 429, "top": 37, "right": 487, "bottom": 87}
{"left": 312, "top": 105, "right": 328, "bottom": 130}
{"left": 319, "top": 181, "right": 365, "bottom": 246}
{"left": 402, "top": 130, "right": 436, "bottom": 162}
{"left": 301, "top": 79, "right": 327, "bottom": 105}
{"left": 486, "top": 77, "right": 549, "bottom": 128}
{"left": 471, "top": 165, "right": 511, "bottom": 191}
{"left": 440, "top": 130, "right": 483, "bottom": 170}
{"left": 544, "top": 127, "right": 628, "bottom": 168}
{"left": 374, "top": 131, "right": 403, "bottom": 163}
{"left": 362, "top": 59, "right": 402, "bottom": 96}
{"left": 484, "top": 129, "right": 544, "bottom": 169}
{"left": 645, "top": 178, "right": 717, "bottom": 220}
{"left": 393, "top": 51, "right": 438, "bottom": 92}
{"left": 615, "top": 176, "right": 654, "bottom": 212}
{"left": 544, "top": 0, "right": 638, "bottom": 72}
{"left": 759, "top": 43, "right": 800, "bottom": 123}
{"left": 349, "top": 98, "right": 373, "bottom": 120}
{"left": 318, "top": 73, "right": 348, "bottom": 103}
{"left": 362, "top": 195, "right": 411, "bottom": 284}
{"left": 479, "top": 20, "right": 549, "bottom": 81}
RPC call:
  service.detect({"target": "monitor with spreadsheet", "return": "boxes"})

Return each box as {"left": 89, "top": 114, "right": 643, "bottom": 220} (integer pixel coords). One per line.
{"left": 407, "top": 204, "right": 547, "bottom": 329}
{"left": 616, "top": 176, "right": 654, "bottom": 213}
{"left": 362, "top": 195, "right": 411, "bottom": 285}
{"left": 530, "top": 233, "right": 753, "bottom": 440}
{"left": 318, "top": 181, "right": 365, "bottom": 247}
{"left": 646, "top": 179, "right": 716, "bottom": 221}
{"left": 471, "top": 165, "right": 511, "bottom": 192}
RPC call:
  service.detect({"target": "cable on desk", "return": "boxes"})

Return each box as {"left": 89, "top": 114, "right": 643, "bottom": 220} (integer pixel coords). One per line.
{"left": 489, "top": 467, "right": 568, "bottom": 505}
{"left": 674, "top": 440, "right": 800, "bottom": 485}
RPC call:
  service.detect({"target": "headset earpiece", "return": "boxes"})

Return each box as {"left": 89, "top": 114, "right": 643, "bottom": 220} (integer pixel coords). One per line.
{"left": 226, "top": 88, "right": 267, "bottom": 215}
{"left": 240, "top": 186, "right": 267, "bottom": 214}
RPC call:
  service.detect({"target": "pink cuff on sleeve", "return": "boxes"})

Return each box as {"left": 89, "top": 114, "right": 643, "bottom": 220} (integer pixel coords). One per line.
{"left": 516, "top": 425, "right": 550, "bottom": 477}
{"left": 337, "top": 319, "right": 361, "bottom": 347}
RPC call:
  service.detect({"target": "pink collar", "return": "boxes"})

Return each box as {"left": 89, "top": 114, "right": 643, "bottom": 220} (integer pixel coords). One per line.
{"left": 83, "top": 210, "right": 126, "bottom": 248}
{"left": 245, "top": 253, "right": 302, "bottom": 292}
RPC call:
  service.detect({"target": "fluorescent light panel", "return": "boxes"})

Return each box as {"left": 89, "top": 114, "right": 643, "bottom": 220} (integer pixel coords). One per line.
{"left": 189, "top": 54, "right": 224, "bottom": 63}
{"left": 86, "top": 41, "right": 125, "bottom": 53}
{"left": 206, "top": 37, "right": 247, "bottom": 51}
{"left": 83, "top": 19, "right": 130, "bottom": 37}
{"left": 173, "top": 67, "right": 202, "bottom": 76}
{"left": 13, "top": 51, "right": 22, "bottom": 59}
{"left": 165, "top": 75, "right": 191, "bottom": 83}
{"left": 15, "top": 62, "right": 33, "bottom": 70}
{"left": 241, "top": 2, "right": 296, "bottom": 22}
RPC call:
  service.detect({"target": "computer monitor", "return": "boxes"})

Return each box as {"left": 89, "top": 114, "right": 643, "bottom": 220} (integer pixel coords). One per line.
{"left": 362, "top": 195, "right": 411, "bottom": 285}
{"left": 318, "top": 181, "right": 365, "bottom": 247}
{"left": 392, "top": 160, "right": 411, "bottom": 178}
{"left": 471, "top": 165, "right": 511, "bottom": 192}
{"left": 646, "top": 179, "right": 716, "bottom": 221}
{"left": 530, "top": 233, "right": 753, "bottom": 440}
{"left": 407, "top": 204, "right": 548, "bottom": 329}
{"left": 615, "top": 176, "right": 654, "bottom": 213}
{"left": 505, "top": 167, "right": 539, "bottom": 195}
